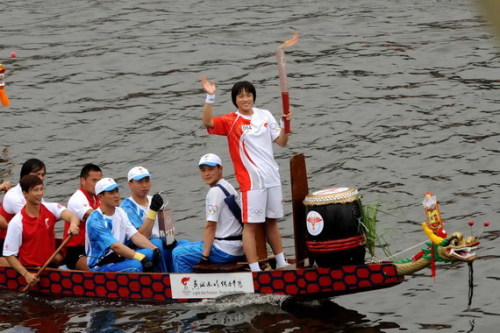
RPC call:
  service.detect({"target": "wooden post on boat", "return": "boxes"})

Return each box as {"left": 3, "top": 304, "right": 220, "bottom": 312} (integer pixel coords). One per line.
{"left": 290, "top": 154, "right": 310, "bottom": 268}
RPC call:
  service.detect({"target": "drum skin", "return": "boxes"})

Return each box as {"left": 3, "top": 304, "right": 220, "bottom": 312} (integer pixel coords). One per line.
{"left": 304, "top": 188, "right": 366, "bottom": 267}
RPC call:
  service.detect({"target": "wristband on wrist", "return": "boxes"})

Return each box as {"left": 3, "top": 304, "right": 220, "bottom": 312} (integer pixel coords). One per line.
{"left": 201, "top": 254, "right": 209, "bottom": 260}
{"left": 279, "top": 118, "right": 285, "bottom": 129}
{"left": 205, "top": 94, "right": 215, "bottom": 104}
{"left": 133, "top": 252, "right": 146, "bottom": 261}
{"left": 146, "top": 209, "right": 158, "bottom": 221}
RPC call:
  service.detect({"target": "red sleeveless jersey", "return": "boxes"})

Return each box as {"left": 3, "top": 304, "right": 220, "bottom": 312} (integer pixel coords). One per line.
{"left": 17, "top": 204, "right": 61, "bottom": 266}
{"left": 63, "top": 187, "right": 100, "bottom": 247}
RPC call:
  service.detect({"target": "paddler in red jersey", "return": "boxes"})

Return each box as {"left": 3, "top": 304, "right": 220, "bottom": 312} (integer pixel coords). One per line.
{"left": 0, "top": 158, "right": 47, "bottom": 259}
{"left": 64, "top": 164, "right": 103, "bottom": 270}
{"left": 3, "top": 175, "right": 80, "bottom": 286}
{"left": 200, "top": 77, "right": 292, "bottom": 271}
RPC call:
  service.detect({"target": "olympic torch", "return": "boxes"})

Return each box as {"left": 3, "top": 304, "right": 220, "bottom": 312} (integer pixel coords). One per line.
{"left": 276, "top": 32, "right": 299, "bottom": 133}
{"left": 0, "top": 64, "right": 10, "bottom": 107}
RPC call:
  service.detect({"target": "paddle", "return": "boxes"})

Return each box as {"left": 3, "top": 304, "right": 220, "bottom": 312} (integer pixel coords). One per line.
{"left": 276, "top": 32, "right": 299, "bottom": 133}
{"left": 21, "top": 234, "right": 73, "bottom": 293}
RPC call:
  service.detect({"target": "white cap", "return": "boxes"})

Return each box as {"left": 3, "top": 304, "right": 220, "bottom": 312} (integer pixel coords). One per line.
{"left": 95, "top": 178, "right": 122, "bottom": 195}
{"left": 127, "top": 166, "right": 151, "bottom": 181}
{"left": 199, "top": 153, "right": 222, "bottom": 167}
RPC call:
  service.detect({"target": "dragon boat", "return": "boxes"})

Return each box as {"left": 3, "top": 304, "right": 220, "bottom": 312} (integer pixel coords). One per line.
{"left": 0, "top": 154, "right": 479, "bottom": 303}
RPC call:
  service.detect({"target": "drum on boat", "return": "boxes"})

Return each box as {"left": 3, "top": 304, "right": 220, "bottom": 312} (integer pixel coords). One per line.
{"left": 303, "top": 187, "right": 366, "bottom": 267}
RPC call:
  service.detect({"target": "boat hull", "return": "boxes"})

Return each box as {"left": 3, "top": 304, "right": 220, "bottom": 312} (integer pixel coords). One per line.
{"left": 0, "top": 262, "right": 403, "bottom": 303}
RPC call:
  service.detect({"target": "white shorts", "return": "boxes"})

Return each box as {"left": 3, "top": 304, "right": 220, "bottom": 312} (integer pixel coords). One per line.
{"left": 241, "top": 186, "right": 284, "bottom": 223}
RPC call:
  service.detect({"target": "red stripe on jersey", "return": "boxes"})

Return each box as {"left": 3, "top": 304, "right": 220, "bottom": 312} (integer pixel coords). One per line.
{"left": 209, "top": 113, "right": 254, "bottom": 192}
{"left": 242, "top": 140, "right": 257, "bottom": 167}
{"left": 19, "top": 205, "right": 57, "bottom": 267}
{"left": 228, "top": 118, "right": 253, "bottom": 191}
{"left": 241, "top": 191, "right": 249, "bottom": 223}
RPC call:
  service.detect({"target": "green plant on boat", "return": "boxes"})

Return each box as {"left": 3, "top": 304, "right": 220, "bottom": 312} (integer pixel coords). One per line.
{"left": 359, "top": 201, "right": 392, "bottom": 258}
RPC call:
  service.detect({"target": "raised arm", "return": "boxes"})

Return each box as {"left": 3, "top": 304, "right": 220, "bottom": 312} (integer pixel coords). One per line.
{"left": 201, "top": 76, "right": 216, "bottom": 128}
{"left": 137, "top": 193, "right": 163, "bottom": 238}
{"left": 274, "top": 110, "right": 293, "bottom": 147}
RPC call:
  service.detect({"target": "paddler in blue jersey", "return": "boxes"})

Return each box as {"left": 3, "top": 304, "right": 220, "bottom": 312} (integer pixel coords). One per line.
{"left": 120, "top": 166, "right": 188, "bottom": 272}
{"left": 85, "top": 178, "right": 161, "bottom": 273}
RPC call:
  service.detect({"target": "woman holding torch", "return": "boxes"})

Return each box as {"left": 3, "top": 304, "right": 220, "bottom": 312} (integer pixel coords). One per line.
{"left": 200, "top": 77, "right": 292, "bottom": 272}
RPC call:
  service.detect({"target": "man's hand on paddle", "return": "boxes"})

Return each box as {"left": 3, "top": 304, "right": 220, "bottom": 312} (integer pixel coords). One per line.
{"left": 68, "top": 224, "right": 79, "bottom": 236}
{"left": 24, "top": 271, "right": 39, "bottom": 286}
{"left": 61, "top": 209, "right": 80, "bottom": 236}
{"left": 201, "top": 76, "right": 216, "bottom": 95}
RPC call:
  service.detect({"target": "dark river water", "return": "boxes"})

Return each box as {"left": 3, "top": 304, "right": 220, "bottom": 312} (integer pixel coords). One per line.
{"left": 1, "top": 0, "right": 499, "bottom": 331}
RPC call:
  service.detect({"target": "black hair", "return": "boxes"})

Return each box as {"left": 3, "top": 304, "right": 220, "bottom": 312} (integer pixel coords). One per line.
{"left": 20, "top": 159, "right": 46, "bottom": 180}
{"left": 231, "top": 81, "right": 256, "bottom": 108}
{"left": 80, "top": 163, "right": 102, "bottom": 179}
{"left": 20, "top": 175, "right": 43, "bottom": 193}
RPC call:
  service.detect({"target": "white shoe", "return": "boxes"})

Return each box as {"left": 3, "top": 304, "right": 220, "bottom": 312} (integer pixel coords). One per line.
{"left": 276, "top": 261, "right": 291, "bottom": 269}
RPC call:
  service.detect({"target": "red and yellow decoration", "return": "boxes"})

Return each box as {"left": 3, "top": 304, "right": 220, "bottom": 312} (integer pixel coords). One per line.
{"left": 422, "top": 192, "right": 446, "bottom": 236}
{"left": 422, "top": 192, "right": 446, "bottom": 277}
{"left": 0, "top": 64, "right": 10, "bottom": 107}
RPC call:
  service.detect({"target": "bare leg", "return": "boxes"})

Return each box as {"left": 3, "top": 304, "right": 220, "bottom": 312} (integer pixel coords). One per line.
{"left": 243, "top": 223, "right": 259, "bottom": 264}
{"left": 265, "top": 218, "right": 283, "bottom": 255}
{"left": 52, "top": 253, "right": 65, "bottom": 267}
{"left": 75, "top": 256, "right": 90, "bottom": 271}
{"left": 255, "top": 223, "right": 267, "bottom": 260}
{"left": 0, "top": 257, "right": 9, "bottom": 266}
